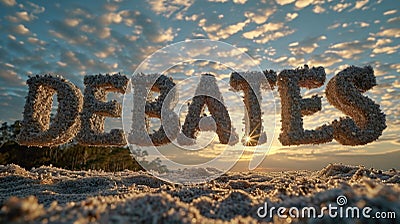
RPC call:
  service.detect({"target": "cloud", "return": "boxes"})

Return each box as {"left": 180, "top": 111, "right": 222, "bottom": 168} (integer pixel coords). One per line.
{"left": 100, "top": 12, "right": 124, "bottom": 25}
{"left": 376, "top": 28, "right": 400, "bottom": 38}
{"left": 307, "top": 53, "right": 343, "bottom": 68}
{"left": 286, "top": 12, "right": 298, "bottom": 21}
{"left": 16, "top": 11, "right": 34, "bottom": 21}
{"left": 372, "top": 45, "right": 400, "bottom": 55}
{"left": 254, "top": 30, "right": 295, "bottom": 44}
{"left": 233, "top": 0, "right": 247, "bottom": 4}
{"left": 244, "top": 8, "right": 276, "bottom": 24}
{"left": 387, "top": 16, "right": 400, "bottom": 23}
{"left": 59, "top": 51, "right": 84, "bottom": 70}
{"left": 263, "top": 46, "right": 276, "bottom": 56}
{"left": 208, "top": 0, "right": 229, "bottom": 2}
{"left": 185, "top": 14, "right": 199, "bottom": 21}
{"left": 54, "top": 9, "right": 135, "bottom": 45}
{"left": 12, "top": 24, "right": 30, "bottom": 35}
{"left": 215, "top": 47, "right": 248, "bottom": 58}
{"left": 288, "top": 35, "right": 326, "bottom": 55}
{"left": 0, "top": 92, "right": 26, "bottom": 122}
{"left": 0, "top": 66, "right": 25, "bottom": 87}
{"left": 198, "top": 18, "right": 219, "bottom": 32}
{"left": 214, "top": 20, "right": 249, "bottom": 39}
{"left": 294, "top": 0, "right": 314, "bottom": 9}
{"left": 327, "top": 23, "right": 340, "bottom": 30}
{"left": 295, "top": 43, "right": 317, "bottom": 54}
{"left": 199, "top": 18, "right": 250, "bottom": 40}
{"left": 49, "top": 21, "right": 89, "bottom": 44}
{"left": 0, "top": 0, "right": 397, "bottom": 133}
{"left": 27, "top": 37, "right": 46, "bottom": 46}
{"left": 147, "top": 0, "right": 194, "bottom": 19}
{"left": 286, "top": 56, "right": 305, "bottom": 67}
{"left": 8, "top": 35, "right": 16, "bottom": 41}
{"left": 390, "top": 63, "right": 400, "bottom": 73}
{"left": 98, "top": 27, "right": 111, "bottom": 39}
{"left": 152, "top": 27, "right": 176, "bottom": 42}
{"left": 373, "top": 61, "right": 399, "bottom": 76}
{"left": 374, "top": 38, "right": 392, "bottom": 46}
{"left": 61, "top": 7, "right": 174, "bottom": 46}
{"left": 22, "top": 2, "right": 45, "bottom": 14}
{"left": 104, "top": 3, "right": 119, "bottom": 12}
{"left": 69, "top": 7, "right": 93, "bottom": 19}
{"left": 53, "top": 49, "right": 120, "bottom": 81}
{"left": 275, "top": 0, "right": 295, "bottom": 6}
{"left": 270, "top": 56, "right": 288, "bottom": 63}
{"left": 351, "top": 0, "right": 368, "bottom": 10}
{"left": 327, "top": 40, "right": 373, "bottom": 59}
{"left": 242, "top": 22, "right": 284, "bottom": 39}
{"left": 312, "top": 5, "right": 326, "bottom": 14}
{"left": 0, "top": 0, "right": 16, "bottom": 6}
{"left": 111, "top": 10, "right": 178, "bottom": 44}
{"left": 6, "top": 11, "right": 36, "bottom": 23}
{"left": 357, "top": 21, "right": 369, "bottom": 27}
{"left": 80, "top": 25, "right": 96, "bottom": 33}
{"left": 242, "top": 22, "right": 295, "bottom": 44}
{"left": 331, "top": 2, "right": 352, "bottom": 12}
{"left": 94, "top": 46, "right": 117, "bottom": 58}
{"left": 383, "top": 10, "right": 397, "bottom": 16}
{"left": 64, "top": 18, "right": 80, "bottom": 27}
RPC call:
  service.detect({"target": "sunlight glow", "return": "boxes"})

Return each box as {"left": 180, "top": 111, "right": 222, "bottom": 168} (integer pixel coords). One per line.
{"left": 245, "top": 135, "right": 252, "bottom": 143}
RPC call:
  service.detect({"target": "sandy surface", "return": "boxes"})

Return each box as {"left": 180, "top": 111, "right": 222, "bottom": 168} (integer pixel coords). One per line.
{"left": 0, "top": 163, "right": 399, "bottom": 223}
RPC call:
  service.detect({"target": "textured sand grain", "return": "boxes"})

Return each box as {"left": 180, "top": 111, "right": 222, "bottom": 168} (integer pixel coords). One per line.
{"left": 0, "top": 164, "right": 399, "bottom": 223}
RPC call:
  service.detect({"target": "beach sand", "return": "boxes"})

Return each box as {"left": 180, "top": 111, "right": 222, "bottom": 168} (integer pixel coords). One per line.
{"left": 0, "top": 163, "right": 399, "bottom": 223}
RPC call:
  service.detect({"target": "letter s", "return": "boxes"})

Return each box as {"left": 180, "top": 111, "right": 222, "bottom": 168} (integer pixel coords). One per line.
{"left": 326, "top": 66, "right": 386, "bottom": 145}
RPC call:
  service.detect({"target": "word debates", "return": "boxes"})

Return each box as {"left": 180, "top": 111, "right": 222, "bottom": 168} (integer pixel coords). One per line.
{"left": 17, "top": 65, "right": 386, "bottom": 148}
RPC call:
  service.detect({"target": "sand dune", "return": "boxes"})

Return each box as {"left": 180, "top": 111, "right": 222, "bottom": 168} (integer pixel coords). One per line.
{"left": 0, "top": 163, "right": 399, "bottom": 223}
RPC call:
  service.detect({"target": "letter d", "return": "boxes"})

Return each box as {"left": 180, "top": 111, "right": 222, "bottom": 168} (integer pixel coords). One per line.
{"left": 257, "top": 202, "right": 268, "bottom": 218}
{"left": 18, "top": 75, "right": 83, "bottom": 147}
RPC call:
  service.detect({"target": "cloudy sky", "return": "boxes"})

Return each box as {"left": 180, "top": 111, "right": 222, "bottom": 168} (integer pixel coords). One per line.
{"left": 0, "top": 0, "right": 399, "bottom": 171}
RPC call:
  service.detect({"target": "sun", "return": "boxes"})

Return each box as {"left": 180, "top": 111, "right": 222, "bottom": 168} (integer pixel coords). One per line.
{"left": 245, "top": 135, "right": 252, "bottom": 143}
{"left": 243, "top": 133, "right": 259, "bottom": 146}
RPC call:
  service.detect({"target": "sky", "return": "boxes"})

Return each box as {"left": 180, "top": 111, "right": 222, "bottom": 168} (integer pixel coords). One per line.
{"left": 0, "top": 0, "right": 399, "bottom": 171}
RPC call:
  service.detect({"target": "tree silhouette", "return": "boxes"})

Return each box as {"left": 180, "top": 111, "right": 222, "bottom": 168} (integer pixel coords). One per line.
{"left": 0, "top": 120, "right": 145, "bottom": 172}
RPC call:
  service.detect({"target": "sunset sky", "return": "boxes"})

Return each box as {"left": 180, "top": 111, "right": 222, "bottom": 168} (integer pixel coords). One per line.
{"left": 0, "top": 0, "right": 399, "bottom": 171}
